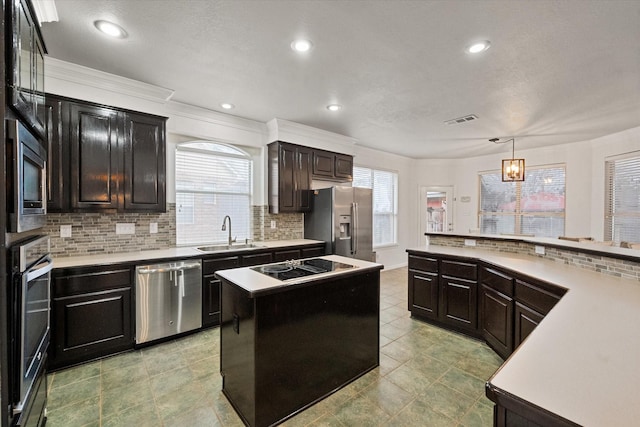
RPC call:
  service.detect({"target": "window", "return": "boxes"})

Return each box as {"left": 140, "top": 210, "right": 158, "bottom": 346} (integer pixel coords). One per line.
{"left": 175, "top": 142, "right": 252, "bottom": 246}
{"left": 479, "top": 165, "right": 565, "bottom": 237}
{"left": 353, "top": 167, "right": 398, "bottom": 247}
{"left": 605, "top": 152, "right": 640, "bottom": 243}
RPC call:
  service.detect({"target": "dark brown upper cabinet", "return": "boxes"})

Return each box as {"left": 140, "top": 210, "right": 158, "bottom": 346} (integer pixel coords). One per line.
{"left": 45, "top": 95, "right": 65, "bottom": 211}
{"left": 46, "top": 94, "right": 167, "bottom": 213}
{"left": 8, "top": 0, "right": 47, "bottom": 140}
{"left": 69, "top": 102, "right": 121, "bottom": 211}
{"left": 312, "top": 149, "right": 353, "bottom": 182}
{"left": 268, "top": 141, "right": 312, "bottom": 213}
{"left": 122, "top": 112, "right": 166, "bottom": 211}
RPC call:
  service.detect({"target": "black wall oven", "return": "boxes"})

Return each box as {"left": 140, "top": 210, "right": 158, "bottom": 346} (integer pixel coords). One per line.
{"left": 6, "top": 120, "right": 47, "bottom": 233}
{"left": 9, "top": 235, "right": 51, "bottom": 424}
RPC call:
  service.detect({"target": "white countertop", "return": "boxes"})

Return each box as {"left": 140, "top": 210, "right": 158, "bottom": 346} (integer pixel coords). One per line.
{"left": 53, "top": 239, "right": 325, "bottom": 269}
{"left": 408, "top": 244, "right": 640, "bottom": 426}
{"left": 215, "top": 254, "right": 383, "bottom": 297}
{"left": 425, "top": 231, "right": 640, "bottom": 260}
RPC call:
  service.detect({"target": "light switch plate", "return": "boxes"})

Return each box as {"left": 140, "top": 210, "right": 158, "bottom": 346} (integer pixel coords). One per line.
{"left": 270, "top": 220, "right": 276, "bottom": 229}
{"left": 535, "top": 245, "right": 546, "bottom": 255}
{"left": 464, "top": 239, "right": 477, "bottom": 247}
{"left": 60, "top": 225, "right": 72, "bottom": 238}
{"left": 116, "top": 223, "right": 135, "bottom": 235}
{"left": 149, "top": 222, "right": 158, "bottom": 234}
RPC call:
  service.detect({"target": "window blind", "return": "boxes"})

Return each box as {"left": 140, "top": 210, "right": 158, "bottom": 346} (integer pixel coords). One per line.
{"left": 353, "top": 166, "right": 398, "bottom": 247}
{"left": 175, "top": 143, "right": 252, "bottom": 246}
{"left": 479, "top": 165, "right": 565, "bottom": 237}
{"left": 605, "top": 153, "right": 640, "bottom": 243}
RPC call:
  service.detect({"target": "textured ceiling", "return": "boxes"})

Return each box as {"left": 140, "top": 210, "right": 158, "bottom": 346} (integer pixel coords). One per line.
{"left": 40, "top": 0, "right": 640, "bottom": 158}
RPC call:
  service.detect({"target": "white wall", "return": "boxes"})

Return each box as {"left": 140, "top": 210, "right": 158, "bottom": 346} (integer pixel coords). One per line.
{"left": 413, "top": 126, "right": 640, "bottom": 240}
{"left": 45, "top": 58, "right": 640, "bottom": 267}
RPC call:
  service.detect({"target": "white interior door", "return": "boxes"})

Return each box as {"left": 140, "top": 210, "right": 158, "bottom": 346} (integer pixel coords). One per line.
{"left": 419, "top": 186, "right": 454, "bottom": 240}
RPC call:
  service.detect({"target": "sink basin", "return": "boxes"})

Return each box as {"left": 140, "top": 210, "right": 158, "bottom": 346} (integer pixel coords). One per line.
{"left": 196, "top": 243, "right": 265, "bottom": 253}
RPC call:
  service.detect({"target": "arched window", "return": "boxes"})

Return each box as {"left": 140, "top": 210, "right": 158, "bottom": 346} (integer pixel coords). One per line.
{"left": 175, "top": 142, "right": 253, "bottom": 245}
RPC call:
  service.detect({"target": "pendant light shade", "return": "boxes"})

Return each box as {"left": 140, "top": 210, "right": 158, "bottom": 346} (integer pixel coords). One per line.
{"left": 500, "top": 138, "right": 525, "bottom": 182}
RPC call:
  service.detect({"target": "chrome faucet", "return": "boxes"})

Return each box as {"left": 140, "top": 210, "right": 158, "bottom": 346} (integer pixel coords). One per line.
{"left": 221, "top": 215, "right": 236, "bottom": 246}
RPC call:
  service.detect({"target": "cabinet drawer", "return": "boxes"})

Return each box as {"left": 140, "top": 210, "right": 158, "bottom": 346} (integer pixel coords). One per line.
{"left": 408, "top": 255, "right": 438, "bottom": 273}
{"left": 53, "top": 268, "right": 131, "bottom": 297}
{"left": 441, "top": 260, "right": 477, "bottom": 280}
{"left": 202, "top": 256, "right": 240, "bottom": 275}
{"left": 301, "top": 246, "right": 325, "bottom": 258}
{"left": 515, "top": 279, "right": 563, "bottom": 315}
{"left": 274, "top": 249, "right": 301, "bottom": 262}
{"left": 241, "top": 252, "right": 273, "bottom": 267}
{"left": 480, "top": 267, "right": 514, "bottom": 296}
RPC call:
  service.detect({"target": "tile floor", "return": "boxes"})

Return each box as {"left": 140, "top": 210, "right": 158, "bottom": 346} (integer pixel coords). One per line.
{"left": 46, "top": 267, "right": 502, "bottom": 426}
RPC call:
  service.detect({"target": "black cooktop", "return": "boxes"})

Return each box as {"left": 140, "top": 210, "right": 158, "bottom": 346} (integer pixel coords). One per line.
{"left": 251, "top": 258, "right": 356, "bottom": 281}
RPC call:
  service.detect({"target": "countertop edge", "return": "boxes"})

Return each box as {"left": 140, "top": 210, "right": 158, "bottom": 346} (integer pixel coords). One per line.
{"left": 52, "top": 239, "right": 326, "bottom": 269}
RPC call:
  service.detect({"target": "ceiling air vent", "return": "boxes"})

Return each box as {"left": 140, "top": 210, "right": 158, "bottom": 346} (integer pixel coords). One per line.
{"left": 444, "top": 114, "right": 478, "bottom": 125}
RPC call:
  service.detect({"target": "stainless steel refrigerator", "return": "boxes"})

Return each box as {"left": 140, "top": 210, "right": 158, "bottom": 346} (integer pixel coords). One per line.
{"left": 304, "top": 186, "right": 374, "bottom": 261}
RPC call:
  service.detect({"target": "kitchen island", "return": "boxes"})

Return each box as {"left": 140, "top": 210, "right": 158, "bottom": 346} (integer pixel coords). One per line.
{"left": 408, "top": 243, "right": 640, "bottom": 427}
{"left": 215, "top": 255, "right": 383, "bottom": 427}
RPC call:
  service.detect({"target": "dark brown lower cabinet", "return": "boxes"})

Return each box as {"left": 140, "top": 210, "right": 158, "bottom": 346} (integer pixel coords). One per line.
{"left": 202, "top": 256, "right": 240, "bottom": 328}
{"left": 301, "top": 246, "right": 325, "bottom": 258}
{"left": 487, "top": 386, "right": 581, "bottom": 427}
{"left": 480, "top": 285, "right": 514, "bottom": 359}
{"left": 514, "top": 302, "right": 544, "bottom": 347}
{"left": 273, "top": 249, "right": 300, "bottom": 262}
{"left": 50, "top": 267, "right": 133, "bottom": 370}
{"left": 408, "top": 270, "right": 439, "bottom": 320}
{"left": 440, "top": 274, "right": 478, "bottom": 333}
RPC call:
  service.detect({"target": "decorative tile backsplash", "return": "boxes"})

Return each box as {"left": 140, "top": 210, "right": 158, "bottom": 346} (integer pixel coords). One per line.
{"left": 47, "top": 204, "right": 304, "bottom": 258}
{"left": 428, "top": 235, "right": 640, "bottom": 281}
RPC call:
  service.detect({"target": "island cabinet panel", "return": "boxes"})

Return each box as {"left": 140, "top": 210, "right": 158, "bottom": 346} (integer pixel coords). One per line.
{"left": 488, "top": 386, "right": 580, "bottom": 427}
{"left": 220, "top": 270, "right": 380, "bottom": 427}
{"left": 479, "top": 267, "right": 515, "bottom": 359}
{"left": 50, "top": 266, "right": 134, "bottom": 370}
{"left": 439, "top": 260, "right": 478, "bottom": 334}
{"left": 202, "top": 256, "right": 240, "bottom": 328}
{"left": 514, "top": 302, "right": 544, "bottom": 347}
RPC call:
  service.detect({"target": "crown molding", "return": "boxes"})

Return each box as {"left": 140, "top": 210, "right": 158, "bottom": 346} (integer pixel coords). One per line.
{"left": 166, "top": 100, "right": 266, "bottom": 136}
{"left": 45, "top": 57, "right": 175, "bottom": 102}
{"left": 267, "top": 118, "right": 358, "bottom": 153}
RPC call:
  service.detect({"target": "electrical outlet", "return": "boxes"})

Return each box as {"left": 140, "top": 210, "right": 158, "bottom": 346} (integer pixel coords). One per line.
{"left": 149, "top": 222, "right": 158, "bottom": 234}
{"left": 270, "top": 220, "right": 276, "bottom": 229}
{"left": 60, "top": 225, "right": 72, "bottom": 238}
{"left": 464, "top": 239, "right": 477, "bottom": 247}
{"left": 116, "top": 223, "right": 135, "bottom": 235}
{"left": 535, "top": 245, "right": 546, "bottom": 255}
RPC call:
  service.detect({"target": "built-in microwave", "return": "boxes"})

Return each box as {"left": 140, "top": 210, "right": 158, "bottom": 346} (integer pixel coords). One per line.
{"left": 7, "top": 119, "right": 47, "bottom": 233}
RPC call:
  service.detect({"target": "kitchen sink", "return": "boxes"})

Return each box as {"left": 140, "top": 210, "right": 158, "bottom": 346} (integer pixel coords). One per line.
{"left": 195, "top": 243, "right": 266, "bottom": 253}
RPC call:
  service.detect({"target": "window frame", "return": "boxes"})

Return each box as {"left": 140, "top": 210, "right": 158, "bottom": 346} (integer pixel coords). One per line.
{"left": 477, "top": 164, "right": 566, "bottom": 237}
{"left": 604, "top": 151, "right": 640, "bottom": 243}
{"left": 352, "top": 166, "right": 399, "bottom": 248}
{"left": 175, "top": 141, "right": 253, "bottom": 246}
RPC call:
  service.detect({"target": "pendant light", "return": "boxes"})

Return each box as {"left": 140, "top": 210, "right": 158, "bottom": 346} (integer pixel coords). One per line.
{"left": 491, "top": 138, "right": 525, "bottom": 182}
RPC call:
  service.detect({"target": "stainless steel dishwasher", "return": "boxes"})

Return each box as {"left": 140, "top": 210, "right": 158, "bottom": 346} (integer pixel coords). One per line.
{"left": 135, "top": 260, "right": 202, "bottom": 344}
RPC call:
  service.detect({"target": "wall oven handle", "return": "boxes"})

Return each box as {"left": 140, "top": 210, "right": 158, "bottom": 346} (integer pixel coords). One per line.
{"left": 25, "top": 256, "right": 53, "bottom": 282}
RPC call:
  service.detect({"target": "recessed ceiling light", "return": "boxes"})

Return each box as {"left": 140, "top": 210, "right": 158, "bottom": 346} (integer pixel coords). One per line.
{"left": 466, "top": 40, "right": 491, "bottom": 54}
{"left": 220, "top": 103, "right": 235, "bottom": 110}
{"left": 326, "top": 104, "right": 342, "bottom": 112}
{"left": 94, "top": 20, "right": 127, "bottom": 38}
{"left": 291, "top": 39, "right": 313, "bottom": 53}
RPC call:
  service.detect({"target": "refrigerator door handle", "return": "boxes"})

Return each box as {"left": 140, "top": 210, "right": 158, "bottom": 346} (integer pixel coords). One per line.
{"left": 352, "top": 202, "right": 358, "bottom": 255}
